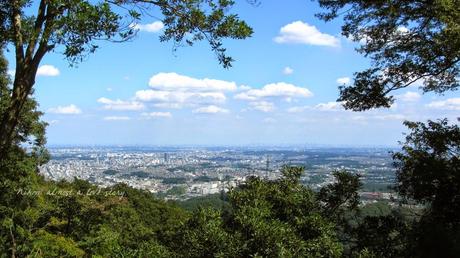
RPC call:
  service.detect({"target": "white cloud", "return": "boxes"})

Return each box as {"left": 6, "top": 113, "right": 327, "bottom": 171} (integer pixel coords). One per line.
{"left": 397, "top": 91, "right": 421, "bottom": 102}
{"left": 314, "top": 102, "right": 344, "bottom": 111}
{"left": 283, "top": 66, "right": 294, "bottom": 75}
{"left": 97, "top": 97, "right": 145, "bottom": 111}
{"left": 287, "top": 102, "right": 345, "bottom": 113}
{"left": 249, "top": 101, "right": 275, "bottom": 112}
{"left": 148, "top": 72, "right": 237, "bottom": 92}
{"left": 238, "top": 85, "right": 252, "bottom": 91}
{"left": 426, "top": 98, "right": 460, "bottom": 110}
{"left": 135, "top": 90, "right": 226, "bottom": 105}
{"left": 131, "top": 21, "right": 164, "bottom": 32}
{"left": 137, "top": 73, "right": 236, "bottom": 109}
{"left": 141, "top": 112, "right": 172, "bottom": 118}
{"left": 48, "top": 104, "right": 81, "bottom": 114}
{"left": 235, "top": 82, "right": 313, "bottom": 101}
{"left": 103, "top": 116, "right": 131, "bottom": 121}
{"left": 153, "top": 103, "right": 184, "bottom": 109}
{"left": 192, "top": 105, "right": 229, "bottom": 114}
{"left": 37, "top": 65, "right": 60, "bottom": 77}
{"left": 336, "top": 77, "right": 351, "bottom": 85}
{"left": 106, "top": 87, "right": 113, "bottom": 92}
{"left": 274, "top": 21, "right": 340, "bottom": 47}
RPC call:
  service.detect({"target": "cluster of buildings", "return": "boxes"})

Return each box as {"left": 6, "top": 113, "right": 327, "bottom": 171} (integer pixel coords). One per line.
{"left": 40, "top": 146, "right": 396, "bottom": 200}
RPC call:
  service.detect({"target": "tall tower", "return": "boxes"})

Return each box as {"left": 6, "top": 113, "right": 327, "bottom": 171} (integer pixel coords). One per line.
{"left": 266, "top": 155, "right": 270, "bottom": 179}
{"left": 164, "top": 153, "right": 169, "bottom": 164}
{"left": 219, "top": 173, "right": 225, "bottom": 209}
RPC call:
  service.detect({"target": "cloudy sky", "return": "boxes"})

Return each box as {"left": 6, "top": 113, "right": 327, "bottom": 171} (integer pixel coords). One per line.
{"left": 5, "top": 0, "right": 459, "bottom": 146}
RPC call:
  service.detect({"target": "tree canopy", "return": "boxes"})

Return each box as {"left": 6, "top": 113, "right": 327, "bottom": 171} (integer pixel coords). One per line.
{"left": 393, "top": 119, "right": 460, "bottom": 257}
{"left": 317, "top": 0, "right": 460, "bottom": 111}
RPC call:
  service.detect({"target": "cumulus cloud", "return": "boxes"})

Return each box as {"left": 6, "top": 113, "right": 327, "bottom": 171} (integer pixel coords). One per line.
{"left": 135, "top": 90, "right": 226, "bottom": 106}
{"left": 287, "top": 101, "right": 344, "bottom": 113}
{"left": 134, "top": 73, "right": 237, "bottom": 108}
{"left": 103, "top": 116, "right": 131, "bottom": 121}
{"left": 314, "top": 101, "right": 344, "bottom": 111}
{"left": 48, "top": 104, "right": 81, "bottom": 114}
{"left": 192, "top": 105, "right": 229, "bottom": 114}
{"left": 97, "top": 97, "right": 145, "bottom": 111}
{"left": 336, "top": 77, "right": 351, "bottom": 85}
{"left": 153, "top": 103, "right": 184, "bottom": 109}
{"left": 283, "top": 67, "right": 294, "bottom": 75}
{"left": 37, "top": 65, "right": 60, "bottom": 77}
{"left": 274, "top": 21, "right": 340, "bottom": 47}
{"left": 249, "top": 101, "right": 275, "bottom": 112}
{"left": 426, "top": 98, "right": 460, "bottom": 110}
{"left": 148, "top": 72, "right": 237, "bottom": 92}
{"left": 397, "top": 91, "right": 421, "bottom": 102}
{"left": 131, "top": 21, "right": 164, "bottom": 32}
{"left": 235, "top": 82, "right": 313, "bottom": 101}
{"left": 141, "top": 112, "right": 172, "bottom": 118}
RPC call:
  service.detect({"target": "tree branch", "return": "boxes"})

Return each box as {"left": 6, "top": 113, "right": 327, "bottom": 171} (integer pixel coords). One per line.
{"left": 25, "top": 0, "right": 47, "bottom": 64}
{"left": 9, "top": 223, "right": 16, "bottom": 258}
{"left": 11, "top": 0, "right": 24, "bottom": 69}
{"left": 32, "top": 3, "right": 59, "bottom": 70}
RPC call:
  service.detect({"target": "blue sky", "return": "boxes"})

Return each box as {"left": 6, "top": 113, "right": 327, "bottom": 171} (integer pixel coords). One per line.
{"left": 5, "top": 0, "right": 459, "bottom": 146}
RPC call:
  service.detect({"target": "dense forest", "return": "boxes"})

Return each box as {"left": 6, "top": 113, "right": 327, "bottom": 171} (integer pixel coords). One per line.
{"left": 1, "top": 0, "right": 459, "bottom": 257}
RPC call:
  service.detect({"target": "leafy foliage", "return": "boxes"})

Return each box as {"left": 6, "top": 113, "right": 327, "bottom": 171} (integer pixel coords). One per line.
{"left": 0, "top": 48, "right": 51, "bottom": 257}
{"left": 318, "top": 170, "right": 362, "bottom": 219}
{"left": 393, "top": 119, "right": 460, "bottom": 256}
{"left": 225, "top": 167, "right": 343, "bottom": 257}
{"left": 317, "top": 0, "right": 460, "bottom": 110}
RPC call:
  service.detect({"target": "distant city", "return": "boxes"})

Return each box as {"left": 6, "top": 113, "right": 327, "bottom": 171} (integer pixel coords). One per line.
{"left": 40, "top": 146, "right": 398, "bottom": 201}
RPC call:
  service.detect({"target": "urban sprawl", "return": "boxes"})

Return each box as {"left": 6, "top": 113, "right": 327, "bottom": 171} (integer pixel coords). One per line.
{"left": 40, "top": 146, "right": 397, "bottom": 202}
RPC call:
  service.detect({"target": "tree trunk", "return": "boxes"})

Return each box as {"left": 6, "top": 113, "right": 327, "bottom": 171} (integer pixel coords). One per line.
{"left": 0, "top": 73, "right": 35, "bottom": 157}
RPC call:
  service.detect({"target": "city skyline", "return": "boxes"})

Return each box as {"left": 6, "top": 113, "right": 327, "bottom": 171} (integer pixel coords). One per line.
{"left": 5, "top": 0, "right": 459, "bottom": 146}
